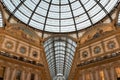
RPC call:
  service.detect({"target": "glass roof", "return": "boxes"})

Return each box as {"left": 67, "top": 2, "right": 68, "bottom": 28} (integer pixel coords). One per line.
{"left": 1, "top": 0, "right": 118, "bottom": 33}
{"left": 117, "top": 12, "right": 120, "bottom": 26}
{"left": 0, "top": 11, "right": 3, "bottom": 27}
{"left": 44, "top": 36, "right": 76, "bottom": 79}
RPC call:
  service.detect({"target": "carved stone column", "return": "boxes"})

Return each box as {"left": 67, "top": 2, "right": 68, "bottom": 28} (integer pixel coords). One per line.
{"left": 82, "top": 72, "right": 85, "bottom": 80}
{"left": 4, "top": 67, "right": 10, "bottom": 80}
{"left": 90, "top": 71, "right": 94, "bottom": 80}
{"left": 95, "top": 70, "right": 99, "bottom": 80}
{"left": 10, "top": 68, "right": 16, "bottom": 80}
{"left": 26, "top": 72, "right": 31, "bottom": 80}
{"left": 104, "top": 68, "right": 109, "bottom": 80}
{"left": 35, "top": 74, "right": 38, "bottom": 80}
{"left": 21, "top": 71, "right": 25, "bottom": 80}
{"left": 110, "top": 66, "right": 116, "bottom": 80}
{"left": 38, "top": 73, "right": 42, "bottom": 80}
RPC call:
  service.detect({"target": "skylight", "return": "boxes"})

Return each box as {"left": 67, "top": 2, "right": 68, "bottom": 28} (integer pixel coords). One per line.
{"left": 2, "top": 0, "right": 118, "bottom": 33}
{"left": 0, "top": 11, "right": 3, "bottom": 27}
{"left": 44, "top": 36, "right": 76, "bottom": 79}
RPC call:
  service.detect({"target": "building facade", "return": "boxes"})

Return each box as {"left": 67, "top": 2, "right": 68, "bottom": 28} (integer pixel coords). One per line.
{"left": 0, "top": 24, "right": 51, "bottom": 80}
{"left": 69, "top": 22, "right": 120, "bottom": 80}
{"left": 0, "top": 0, "right": 120, "bottom": 80}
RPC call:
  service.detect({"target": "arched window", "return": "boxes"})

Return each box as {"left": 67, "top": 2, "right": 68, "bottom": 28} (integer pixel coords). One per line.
{"left": 0, "top": 11, "right": 3, "bottom": 27}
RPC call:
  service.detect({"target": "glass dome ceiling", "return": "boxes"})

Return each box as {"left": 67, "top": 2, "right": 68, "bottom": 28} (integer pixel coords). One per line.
{"left": 2, "top": 0, "right": 118, "bottom": 33}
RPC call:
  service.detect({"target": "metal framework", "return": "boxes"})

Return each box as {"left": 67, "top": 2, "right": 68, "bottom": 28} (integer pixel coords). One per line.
{"left": 1, "top": 0, "right": 120, "bottom": 80}
{"left": 1, "top": 0, "right": 118, "bottom": 33}
{"left": 44, "top": 36, "right": 76, "bottom": 79}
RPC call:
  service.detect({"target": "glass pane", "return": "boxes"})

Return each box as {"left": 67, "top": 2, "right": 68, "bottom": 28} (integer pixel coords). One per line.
{"left": 44, "top": 36, "right": 76, "bottom": 79}
{"left": 2, "top": 0, "right": 118, "bottom": 32}
{"left": 0, "top": 11, "right": 3, "bottom": 27}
